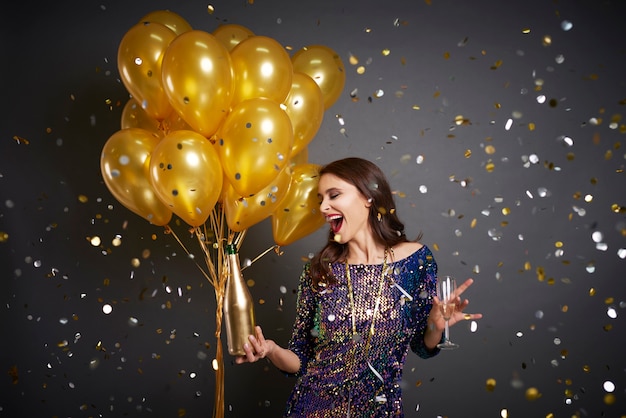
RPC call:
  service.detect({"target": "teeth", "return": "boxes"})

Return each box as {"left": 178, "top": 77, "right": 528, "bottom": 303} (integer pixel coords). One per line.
{"left": 326, "top": 215, "right": 343, "bottom": 234}
{"left": 326, "top": 215, "right": 342, "bottom": 223}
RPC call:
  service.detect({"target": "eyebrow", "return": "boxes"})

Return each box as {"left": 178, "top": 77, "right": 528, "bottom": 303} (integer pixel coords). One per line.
{"left": 317, "top": 187, "right": 341, "bottom": 199}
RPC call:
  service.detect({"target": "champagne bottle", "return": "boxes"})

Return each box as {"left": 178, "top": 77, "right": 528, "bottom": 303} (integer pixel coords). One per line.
{"left": 223, "top": 244, "right": 256, "bottom": 356}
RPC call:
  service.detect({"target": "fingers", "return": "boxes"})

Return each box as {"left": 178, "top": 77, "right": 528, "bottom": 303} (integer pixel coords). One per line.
{"left": 455, "top": 278, "right": 474, "bottom": 297}
{"left": 254, "top": 326, "right": 266, "bottom": 346}
{"left": 235, "top": 326, "right": 270, "bottom": 365}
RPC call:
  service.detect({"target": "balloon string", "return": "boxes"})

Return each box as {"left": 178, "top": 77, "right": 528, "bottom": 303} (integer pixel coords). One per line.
{"left": 164, "top": 225, "right": 214, "bottom": 286}
{"left": 242, "top": 244, "right": 278, "bottom": 272}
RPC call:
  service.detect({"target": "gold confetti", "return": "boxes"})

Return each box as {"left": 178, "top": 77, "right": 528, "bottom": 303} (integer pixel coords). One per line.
{"left": 12, "top": 135, "right": 30, "bottom": 144}
{"left": 0, "top": 231, "right": 8, "bottom": 242}
{"left": 490, "top": 59, "right": 503, "bottom": 70}
{"left": 611, "top": 203, "right": 625, "bottom": 213}
{"left": 536, "top": 266, "right": 545, "bottom": 281}
{"left": 78, "top": 194, "right": 89, "bottom": 203}
{"left": 542, "top": 35, "right": 552, "bottom": 46}
{"left": 525, "top": 387, "right": 541, "bottom": 401}
{"left": 485, "top": 378, "right": 496, "bottom": 391}
{"left": 8, "top": 365, "right": 19, "bottom": 385}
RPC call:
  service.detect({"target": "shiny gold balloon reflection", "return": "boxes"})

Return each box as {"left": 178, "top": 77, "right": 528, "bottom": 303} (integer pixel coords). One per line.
{"left": 117, "top": 22, "right": 177, "bottom": 121}
{"left": 216, "top": 97, "right": 293, "bottom": 197}
{"left": 139, "top": 10, "right": 193, "bottom": 35}
{"left": 292, "top": 45, "right": 346, "bottom": 110}
{"left": 272, "top": 163, "right": 325, "bottom": 246}
{"left": 230, "top": 35, "right": 294, "bottom": 106}
{"left": 100, "top": 128, "right": 172, "bottom": 226}
{"left": 161, "top": 30, "right": 234, "bottom": 137}
{"left": 283, "top": 72, "right": 324, "bottom": 158}
{"left": 223, "top": 165, "right": 292, "bottom": 232}
{"left": 212, "top": 23, "right": 255, "bottom": 52}
{"left": 149, "top": 130, "right": 223, "bottom": 227}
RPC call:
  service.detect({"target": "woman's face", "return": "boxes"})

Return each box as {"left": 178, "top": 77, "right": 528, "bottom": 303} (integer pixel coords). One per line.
{"left": 318, "top": 173, "right": 371, "bottom": 244}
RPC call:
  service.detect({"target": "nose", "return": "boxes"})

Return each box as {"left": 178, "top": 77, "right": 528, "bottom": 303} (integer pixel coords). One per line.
{"left": 319, "top": 196, "right": 329, "bottom": 213}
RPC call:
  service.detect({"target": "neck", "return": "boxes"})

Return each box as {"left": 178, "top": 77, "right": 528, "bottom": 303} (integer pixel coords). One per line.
{"left": 346, "top": 241, "right": 387, "bottom": 264}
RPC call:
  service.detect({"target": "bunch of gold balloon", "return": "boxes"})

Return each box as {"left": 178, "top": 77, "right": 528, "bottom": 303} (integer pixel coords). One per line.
{"left": 99, "top": 10, "right": 345, "bottom": 418}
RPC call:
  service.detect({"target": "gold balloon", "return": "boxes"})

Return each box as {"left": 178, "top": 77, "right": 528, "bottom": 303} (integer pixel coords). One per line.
{"left": 223, "top": 165, "right": 292, "bottom": 232}
{"left": 118, "top": 22, "right": 177, "bottom": 121}
{"left": 101, "top": 128, "right": 172, "bottom": 226}
{"left": 216, "top": 97, "right": 293, "bottom": 197}
{"left": 230, "top": 36, "right": 293, "bottom": 106}
{"left": 161, "top": 30, "right": 234, "bottom": 137}
{"left": 149, "top": 130, "right": 223, "bottom": 227}
{"left": 121, "top": 98, "right": 163, "bottom": 137}
{"left": 212, "top": 23, "right": 255, "bottom": 51}
{"left": 139, "top": 10, "right": 193, "bottom": 35}
{"left": 121, "top": 98, "right": 193, "bottom": 137}
{"left": 271, "top": 163, "right": 325, "bottom": 246}
{"left": 290, "top": 146, "right": 309, "bottom": 167}
{"left": 283, "top": 72, "right": 324, "bottom": 157}
{"left": 163, "top": 112, "right": 193, "bottom": 133}
{"left": 291, "top": 45, "right": 346, "bottom": 110}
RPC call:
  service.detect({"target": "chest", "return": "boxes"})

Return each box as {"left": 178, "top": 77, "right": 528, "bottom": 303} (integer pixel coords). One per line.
{"left": 313, "top": 263, "right": 419, "bottom": 341}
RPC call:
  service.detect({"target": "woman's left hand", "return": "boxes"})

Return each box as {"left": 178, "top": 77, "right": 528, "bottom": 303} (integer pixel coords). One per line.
{"left": 431, "top": 278, "right": 482, "bottom": 331}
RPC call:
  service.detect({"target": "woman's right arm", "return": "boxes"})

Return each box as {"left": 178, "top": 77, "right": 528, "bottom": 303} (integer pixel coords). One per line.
{"left": 235, "top": 326, "right": 301, "bottom": 374}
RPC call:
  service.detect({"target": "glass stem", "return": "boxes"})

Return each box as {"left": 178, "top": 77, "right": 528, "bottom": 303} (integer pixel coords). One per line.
{"left": 444, "top": 320, "right": 450, "bottom": 342}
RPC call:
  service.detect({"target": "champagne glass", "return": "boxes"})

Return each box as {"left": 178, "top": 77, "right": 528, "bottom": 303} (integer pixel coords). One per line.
{"left": 436, "top": 275, "right": 459, "bottom": 350}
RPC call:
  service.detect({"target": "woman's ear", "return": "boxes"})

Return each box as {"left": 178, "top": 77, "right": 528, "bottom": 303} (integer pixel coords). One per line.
{"left": 366, "top": 197, "right": 373, "bottom": 207}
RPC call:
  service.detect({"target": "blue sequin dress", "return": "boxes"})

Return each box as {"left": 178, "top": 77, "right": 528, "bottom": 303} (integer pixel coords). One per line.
{"left": 284, "top": 245, "right": 440, "bottom": 417}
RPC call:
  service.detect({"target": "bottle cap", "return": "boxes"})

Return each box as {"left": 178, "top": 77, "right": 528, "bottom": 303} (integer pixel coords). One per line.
{"left": 225, "top": 244, "right": 237, "bottom": 255}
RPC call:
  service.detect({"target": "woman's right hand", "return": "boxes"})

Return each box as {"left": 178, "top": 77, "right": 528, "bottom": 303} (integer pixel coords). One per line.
{"left": 235, "top": 325, "right": 273, "bottom": 364}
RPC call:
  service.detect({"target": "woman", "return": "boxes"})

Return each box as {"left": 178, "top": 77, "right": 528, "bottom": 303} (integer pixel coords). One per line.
{"left": 236, "top": 157, "right": 482, "bottom": 417}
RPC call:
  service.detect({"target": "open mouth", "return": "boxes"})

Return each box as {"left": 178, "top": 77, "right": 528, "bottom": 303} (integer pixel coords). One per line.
{"left": 326, "top": 215, "right": 343, "bottom": 233}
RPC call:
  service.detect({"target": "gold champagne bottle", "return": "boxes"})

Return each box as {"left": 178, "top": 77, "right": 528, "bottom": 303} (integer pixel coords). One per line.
{"left": 223, "top": 244, "right": 256, "bottom": 356}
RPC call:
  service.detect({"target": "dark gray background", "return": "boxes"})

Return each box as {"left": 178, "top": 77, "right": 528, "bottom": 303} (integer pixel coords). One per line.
{"left": 2, "top": 0, "right": 625, "bottom": 416}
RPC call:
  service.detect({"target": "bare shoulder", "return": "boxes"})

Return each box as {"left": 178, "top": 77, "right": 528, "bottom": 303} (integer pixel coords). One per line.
{"left": 390, "top": 241, "right": 424, "bottom": 262}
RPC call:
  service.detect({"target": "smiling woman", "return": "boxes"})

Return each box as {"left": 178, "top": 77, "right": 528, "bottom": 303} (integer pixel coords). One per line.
{"left": 235, "top": 157, "right": 481, "bottom": 417}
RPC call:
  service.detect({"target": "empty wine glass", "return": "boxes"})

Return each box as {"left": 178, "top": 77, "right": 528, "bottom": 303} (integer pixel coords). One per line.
{"left": 437, "top": 275, "right": 459, "bottom": 350}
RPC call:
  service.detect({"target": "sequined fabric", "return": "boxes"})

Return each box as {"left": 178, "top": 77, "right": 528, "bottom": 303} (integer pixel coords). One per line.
{"left": 284, "top": 246, "right": 439, "bottom": 417}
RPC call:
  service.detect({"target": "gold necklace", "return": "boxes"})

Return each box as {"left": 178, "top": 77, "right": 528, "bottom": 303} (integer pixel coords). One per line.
{"left": 345, "top": 248, "right": 389, "bottom": 347}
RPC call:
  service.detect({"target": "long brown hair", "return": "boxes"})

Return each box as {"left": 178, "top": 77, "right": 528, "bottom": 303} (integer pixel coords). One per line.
{"left": 309, "top": 157, "right": 420, "bottom": 288}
